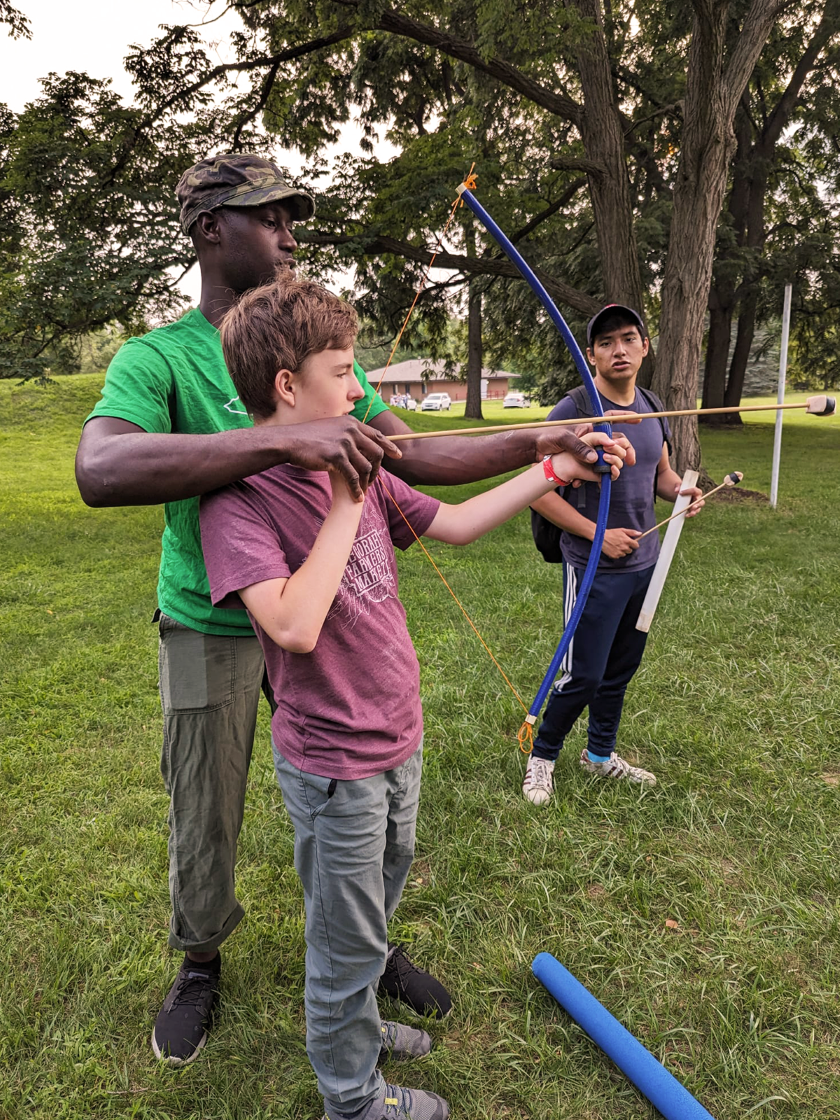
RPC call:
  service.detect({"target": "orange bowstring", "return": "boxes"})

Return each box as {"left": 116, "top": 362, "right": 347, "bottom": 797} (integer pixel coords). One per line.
{"left": 361, "top": 167, "right": 534, "bottom": 753}
{"left": 377, "top": 475, "right": 534, "bottom": 753}
{"left": 362, "top": 165, "right": 477, "bottom": 424}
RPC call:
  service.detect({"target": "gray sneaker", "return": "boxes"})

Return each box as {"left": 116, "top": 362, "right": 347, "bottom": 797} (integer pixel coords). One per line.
{"left": 380, "top": 1020, "right": 432, "bottom": 1061}
{"left": 579, "top": 748, "right": 656, "bottom": 785}
{"left": 324, "top": 1081, "right": 449, "bottom": 1120}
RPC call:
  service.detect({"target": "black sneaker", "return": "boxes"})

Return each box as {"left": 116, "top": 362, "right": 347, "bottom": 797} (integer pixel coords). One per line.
{"left": 151, "top": 953, "right": 221, "bottom": 1066}
{"left": 379, "top": 945, "right": 452, "bottom": 1019}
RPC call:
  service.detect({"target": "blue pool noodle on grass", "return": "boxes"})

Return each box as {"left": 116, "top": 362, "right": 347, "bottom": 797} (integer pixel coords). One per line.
{"left": 532, "top": 953, "right": 716, "bottom": 1120}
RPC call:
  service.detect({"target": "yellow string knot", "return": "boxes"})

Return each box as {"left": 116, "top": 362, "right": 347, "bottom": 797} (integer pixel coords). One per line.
{"left": 517, "top": 720, "right": 534, "bottom": 755}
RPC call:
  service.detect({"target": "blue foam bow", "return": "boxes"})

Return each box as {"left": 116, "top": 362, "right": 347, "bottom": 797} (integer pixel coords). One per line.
{"left": 456, "top": 185, "right": 612, "bottom": 729}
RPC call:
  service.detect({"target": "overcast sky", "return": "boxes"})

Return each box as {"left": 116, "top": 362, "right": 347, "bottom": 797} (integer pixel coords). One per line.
{"left": 0, "top": 0, "right": 397, "bottom": 304}
{"left": 0, "top": 0, "right": 230, "bottom": 110}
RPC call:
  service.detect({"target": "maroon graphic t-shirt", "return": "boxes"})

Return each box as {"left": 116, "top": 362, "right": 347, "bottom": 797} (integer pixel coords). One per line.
{"left": 199, "top": 465, "right": 440, "bottom": 780}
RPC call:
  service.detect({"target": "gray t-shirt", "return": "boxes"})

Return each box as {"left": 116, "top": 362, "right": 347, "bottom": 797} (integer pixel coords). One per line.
{"left": 549, "top": 387, "right": 672, "bottom": 573}
{"left": 200, "top": 466, "right": 440, "bottom": 780}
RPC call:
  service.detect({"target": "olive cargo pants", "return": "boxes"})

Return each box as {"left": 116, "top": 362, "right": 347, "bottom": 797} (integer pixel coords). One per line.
{"left": 157, "top": 612, "right": 272, "bottom": 952}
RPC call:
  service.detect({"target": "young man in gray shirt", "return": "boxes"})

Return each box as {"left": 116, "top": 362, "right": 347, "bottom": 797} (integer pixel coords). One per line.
{"left": 523, "top": 305, "right": 704, "bottom": 806}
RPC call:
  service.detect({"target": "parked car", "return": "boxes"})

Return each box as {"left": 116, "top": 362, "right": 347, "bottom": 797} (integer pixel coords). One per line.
{"left": 503, "top": 391, "right": 529, "bottom": 408}
{"left": 421, "top": 392, "right": 452, "bottom": 411}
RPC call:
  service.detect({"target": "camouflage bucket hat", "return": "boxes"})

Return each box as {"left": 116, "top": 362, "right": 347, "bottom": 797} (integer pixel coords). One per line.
{"left": 177, "top": 153, "right": 315, "bottom": 235}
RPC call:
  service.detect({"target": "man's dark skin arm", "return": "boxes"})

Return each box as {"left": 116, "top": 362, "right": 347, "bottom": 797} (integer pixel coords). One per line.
{"left": 368, "top": 409, "right": 602, "bottom": 486}
{"left": 75, "top": 410, "right": 611, "bottom": 508}
{"left": 75, "top": 415, "right": 400, "bottom": 507}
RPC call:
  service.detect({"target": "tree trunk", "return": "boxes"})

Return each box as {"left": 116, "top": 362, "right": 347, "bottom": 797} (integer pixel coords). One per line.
{"left": 465, "top": 280, "right": 484, "bottom": 419}
{"left": 653, "top": 30, "right": 735, "bottom": 471}
{"left": 723, "top": 287, "right": 759, "bottom": 413}
{"left": 569, "top": 0, "right": 656, "bottom": 390}
{"left": 566, "top": 0, "right": 647, "bottom": 314}
{"left": 702, "top": 301, "right": 733, "bottom": 416}
{"left": 573, "top": 0, "right": 658, "bottom": 389}
{"left": 699, "top": 2, "right": 837, "bottom": 420}
{"left": 702, "top": 106, "right": 752, "bottom": 420}
{"left": 652, "top": 0, "right": 782, "bottom": 474}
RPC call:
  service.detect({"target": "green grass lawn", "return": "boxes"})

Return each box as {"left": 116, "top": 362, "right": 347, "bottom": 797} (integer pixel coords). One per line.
{"left": 1, "top": 375, "right": 839, "bottom": 1119}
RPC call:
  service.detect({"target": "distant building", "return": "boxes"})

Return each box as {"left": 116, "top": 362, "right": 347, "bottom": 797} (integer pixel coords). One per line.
{"left": 365, "top": 358, "right": 520, "bottom": 403}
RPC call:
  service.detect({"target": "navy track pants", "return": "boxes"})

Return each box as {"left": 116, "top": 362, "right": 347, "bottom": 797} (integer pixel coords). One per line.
{"left": 532, "top": 561, "right": 655, "bottom": 762}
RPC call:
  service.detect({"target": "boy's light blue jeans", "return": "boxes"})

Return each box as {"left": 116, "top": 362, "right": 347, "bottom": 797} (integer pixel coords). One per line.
{"left": 273, "top": 740, "right": 423, "bottom": 1118}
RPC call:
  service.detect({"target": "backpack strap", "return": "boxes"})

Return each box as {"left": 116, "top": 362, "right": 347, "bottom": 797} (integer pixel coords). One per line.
{"left": 558, "top": 385, "right": 595, "bottom": 508}
{"left": 563, "top": 384, "right": 593, "bottom": 419}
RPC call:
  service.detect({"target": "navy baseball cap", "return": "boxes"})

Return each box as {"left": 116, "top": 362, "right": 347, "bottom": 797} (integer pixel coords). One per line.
{"left": 586, "top": 304, "right": 647, "bottom": 347}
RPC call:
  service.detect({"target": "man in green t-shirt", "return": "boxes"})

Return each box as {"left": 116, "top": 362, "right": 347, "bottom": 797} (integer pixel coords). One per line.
{"left": 75, "top": 153, "right": 605, "bottom": 1069}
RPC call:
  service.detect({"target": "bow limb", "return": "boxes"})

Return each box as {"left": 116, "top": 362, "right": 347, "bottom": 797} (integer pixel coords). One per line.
{"left": 455, "top": 185, "right": 612, "bottom": 739}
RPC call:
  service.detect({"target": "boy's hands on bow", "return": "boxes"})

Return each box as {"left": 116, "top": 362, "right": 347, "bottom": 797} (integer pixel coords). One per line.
{"left": 541, "top": 429, "right": 635, "bottom": 485}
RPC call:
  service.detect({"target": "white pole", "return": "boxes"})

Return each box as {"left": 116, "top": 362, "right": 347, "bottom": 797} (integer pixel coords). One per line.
{"left": 770, "top": 284, "right": 792, "bottom": 509}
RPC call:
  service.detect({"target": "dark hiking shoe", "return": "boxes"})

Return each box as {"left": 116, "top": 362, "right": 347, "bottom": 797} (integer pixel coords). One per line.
{"left": 324, "top": 1081, "right": 450, "bottom": 1120}
{"left": 379, "top": 945, "right": 452, "bottom": 1020}
{"left": 151, "top": 953, "right": 221, "bottom": 1066}
{"left": 379, "top": 1020, "right": 432, "bottom": 1062}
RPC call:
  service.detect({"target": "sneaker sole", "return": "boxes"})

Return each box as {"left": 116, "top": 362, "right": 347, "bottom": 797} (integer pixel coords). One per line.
{"left": 151, "top": 1026, "right": 208, "bottom": 1067}
{"left": 321, "top": 1100, "right": 450, "bottom": 1120}
{"left": 321, "top": 1101, "right": 450, "bottom": 1120}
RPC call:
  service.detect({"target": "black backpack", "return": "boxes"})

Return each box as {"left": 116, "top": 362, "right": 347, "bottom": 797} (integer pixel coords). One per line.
{"left": 529, "top": 385, "right": 671, "bottom": 564}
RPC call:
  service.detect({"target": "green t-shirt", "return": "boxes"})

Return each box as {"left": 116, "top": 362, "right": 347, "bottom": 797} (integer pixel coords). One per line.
{"left": 86, "top": 307, "right": 389, "bottom": 635}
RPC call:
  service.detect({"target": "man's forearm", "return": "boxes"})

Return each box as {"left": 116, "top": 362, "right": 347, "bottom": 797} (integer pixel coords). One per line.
{"left": 77, "top": 426, "right": 300, "bottom": 506}
{"left": 384, "top": 427, "right": 569, "bottom": 486}
{"left": 76, "top": 416, "right": 395, "bottom": 507}
{"left": 392, "top": 428, "right": 534, "bottom": 485}
{"left": 656, "top": 468, "right": 683, "bottom": 503}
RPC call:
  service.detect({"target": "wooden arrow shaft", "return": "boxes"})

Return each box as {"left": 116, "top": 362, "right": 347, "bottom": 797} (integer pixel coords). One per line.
{"left": 635, "top": 479, "right": 728, "bottom": 541}
{"left": 387, "top": 400, "right": 820, "bottom": 442}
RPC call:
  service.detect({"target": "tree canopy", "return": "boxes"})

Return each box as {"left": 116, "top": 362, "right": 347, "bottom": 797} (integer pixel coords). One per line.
{"left": 2, "top": 0, "right": 839, "bottom": 468}
{"left": 0, "top": 0, "right": 30, "bottom": 40}
{"left": 0, "top": 72, "right": 197, "bottom": 378}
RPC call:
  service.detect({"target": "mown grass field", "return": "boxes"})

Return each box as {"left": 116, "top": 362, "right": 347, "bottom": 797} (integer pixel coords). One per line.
{"left": 1, "top": 375, "right": 839, "bottom": 1119}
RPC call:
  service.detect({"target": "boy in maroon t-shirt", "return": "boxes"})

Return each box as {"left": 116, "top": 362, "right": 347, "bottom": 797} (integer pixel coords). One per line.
{"left": 199, "top": 276, "right": 629, "bottom": 1120}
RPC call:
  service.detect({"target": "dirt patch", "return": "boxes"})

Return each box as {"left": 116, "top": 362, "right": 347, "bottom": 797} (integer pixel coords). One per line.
{"left": 710, "top": 487, "right": 768, "bottom": 503}
{"left": 820, "top": 769, "right": 840, "bottom": 786}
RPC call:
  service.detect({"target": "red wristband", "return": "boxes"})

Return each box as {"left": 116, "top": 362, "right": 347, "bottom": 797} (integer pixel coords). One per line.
{"left": 543, "top": 455, "right": 570, "bottom": 487}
